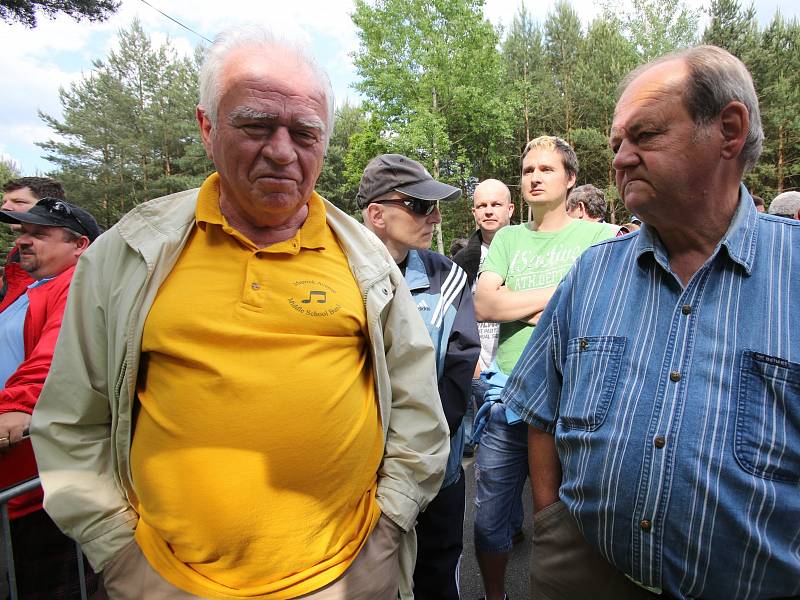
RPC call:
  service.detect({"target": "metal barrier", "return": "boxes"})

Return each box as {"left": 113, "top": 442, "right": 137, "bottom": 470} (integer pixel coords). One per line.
{"left": 1, "top": 477, "right": 88, "bottom": 600}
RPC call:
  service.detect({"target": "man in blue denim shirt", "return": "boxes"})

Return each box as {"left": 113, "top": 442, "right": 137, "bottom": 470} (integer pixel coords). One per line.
{"left": 360, "top": 154, "right": 480, "bottom": 600}
{"left": 504, "top": 46, "right": 800, "bottom": 600}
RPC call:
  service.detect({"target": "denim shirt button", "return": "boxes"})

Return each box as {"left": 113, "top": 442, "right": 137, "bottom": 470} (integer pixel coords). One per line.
{"left": 669, "top": 371, "right": 681, "bottom": 382}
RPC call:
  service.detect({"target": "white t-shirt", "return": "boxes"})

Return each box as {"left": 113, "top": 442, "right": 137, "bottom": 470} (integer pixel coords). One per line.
{"left": 475, "top": 243, "right": 499, "bottom": 372}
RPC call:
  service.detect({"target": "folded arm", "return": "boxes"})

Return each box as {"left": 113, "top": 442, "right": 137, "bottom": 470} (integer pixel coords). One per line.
{"left": 474, "top": 271, "right": 556, "bottom": 323}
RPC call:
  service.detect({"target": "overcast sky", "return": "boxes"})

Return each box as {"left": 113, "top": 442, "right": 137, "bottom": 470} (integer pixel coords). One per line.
{"left": 1, "top": 0, "right": 796, "bottom": 175}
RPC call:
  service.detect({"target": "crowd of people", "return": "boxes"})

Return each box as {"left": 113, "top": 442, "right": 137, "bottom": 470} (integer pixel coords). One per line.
{"left": 0, "top": 23, "right": 798, "bottom": 600}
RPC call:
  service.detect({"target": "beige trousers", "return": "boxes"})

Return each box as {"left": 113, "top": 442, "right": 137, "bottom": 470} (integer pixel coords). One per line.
{"left": 530, "top": 501, "right": 660, "bottom": 600}
{"left": 103, "top": 515, "right": 401, "bottom": 600}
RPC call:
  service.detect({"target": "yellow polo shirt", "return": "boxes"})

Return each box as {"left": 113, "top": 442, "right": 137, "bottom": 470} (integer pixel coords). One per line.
{"left": 131, "top": 174, "right": 383, "bottom": 599}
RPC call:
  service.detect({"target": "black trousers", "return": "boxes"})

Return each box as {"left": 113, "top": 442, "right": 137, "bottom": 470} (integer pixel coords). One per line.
{"left": 413, "top": 468, "right": 465, "bottom": 600}
{"left": 5, "top": 509, "right": 98, "bottom": 600}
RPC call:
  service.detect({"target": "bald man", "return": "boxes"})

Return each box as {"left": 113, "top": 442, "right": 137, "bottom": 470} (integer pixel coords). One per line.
{"left": 454, "top": 180, "right": 515, "bottom": 285}
{"left": 453, "top": 180, "right": 514, "bottom": 455}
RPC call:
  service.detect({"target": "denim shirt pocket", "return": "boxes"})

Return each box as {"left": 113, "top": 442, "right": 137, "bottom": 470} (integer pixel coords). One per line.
{"left": 734, "top": 350, "right": 800, "bottom": 483}
{"left": 560, "top": 335, "right": 626, "bottom": 431}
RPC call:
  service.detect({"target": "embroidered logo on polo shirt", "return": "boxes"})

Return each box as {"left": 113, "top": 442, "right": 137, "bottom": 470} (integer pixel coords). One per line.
{"left": 288, "top": 280, "right": 342, "bottom": 317}
{"left": 417, "top": 300, "right": 430, "bottom": 311}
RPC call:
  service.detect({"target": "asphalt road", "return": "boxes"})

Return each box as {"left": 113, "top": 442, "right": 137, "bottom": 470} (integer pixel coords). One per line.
{"left": 460, "top": 452, "right": 533, "bottom": 600}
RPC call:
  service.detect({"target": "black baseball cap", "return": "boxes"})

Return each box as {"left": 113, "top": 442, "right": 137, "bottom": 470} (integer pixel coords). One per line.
{"left": 0, "top": 197, "right": 102, "bottom": 242}
{"left": 357, "top": 154, "right": 461, "bottom": 208}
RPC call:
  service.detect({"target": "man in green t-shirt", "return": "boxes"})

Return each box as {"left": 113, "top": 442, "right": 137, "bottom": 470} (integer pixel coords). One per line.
{"left": 472, "top": 136, "right": 614, "bottom": 600}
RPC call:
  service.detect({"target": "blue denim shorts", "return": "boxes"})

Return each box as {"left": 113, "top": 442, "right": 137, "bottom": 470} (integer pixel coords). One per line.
{"left": 473, "top": 402, "right": 528, "bottom": 553}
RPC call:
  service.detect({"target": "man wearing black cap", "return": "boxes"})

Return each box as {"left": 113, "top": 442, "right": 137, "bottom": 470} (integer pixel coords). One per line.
{"left": 0, "top": 197, "right": 101, "bottom": 599}
{"left": 360, "top": 154, "right": 480, "bottom": 600}
{"left": 1, "top": 177, "right": 67, "bottom": 303}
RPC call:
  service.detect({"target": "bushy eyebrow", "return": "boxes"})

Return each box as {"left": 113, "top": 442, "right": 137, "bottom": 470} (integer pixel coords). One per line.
{"left": 227, "top": 106, "right": 326, "bottom": 137}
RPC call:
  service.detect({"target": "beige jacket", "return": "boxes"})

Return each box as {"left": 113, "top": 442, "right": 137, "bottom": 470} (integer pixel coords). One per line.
{"left": 31, "top": 187, "right": 449, "bottom": 598}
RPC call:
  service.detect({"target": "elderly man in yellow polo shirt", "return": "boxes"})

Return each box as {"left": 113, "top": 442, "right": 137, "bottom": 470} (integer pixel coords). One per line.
{"left": 30, "top": 25, "right": 449, "bottom": 600}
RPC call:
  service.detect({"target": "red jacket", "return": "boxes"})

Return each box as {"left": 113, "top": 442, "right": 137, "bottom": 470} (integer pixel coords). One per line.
{"left": 1, "top": 246, "right": 35, "bottom": 311}
{"left": 0, "top": 265, "right": 75, "bottom": 518}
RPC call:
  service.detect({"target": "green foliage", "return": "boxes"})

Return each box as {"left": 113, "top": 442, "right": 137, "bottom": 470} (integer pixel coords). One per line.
{"left": 498, "top": 3, "right": 642, "bottom": 223}
{"left": 0, "top": 158, "right": 22, "bottom": 256}
{"left": 351, "top": 0, "right": 511, "bottom": 251}
{"left": 38, "top": 20, "right": 212, "bottom": 228}
{"left": 605, "top": 0, "right": 701, "bottom": 60}
{"left": 702, "top": 0, "right": 759, "bottom": 58}
{"left": 0, "top": 0, "right": 119, "bottom": 27}
{"left": 747, "top": 14, "right": 800, "bottom": 200}
{"left": 317, "top": 102, "right": 369, "bottom": 215}
{"left": 26, "top": 0, "right": 800, "bottom": 242}
{"left": 0, "top": 157, "right": 21, "bottom": 189}
{"left": 702, "top": 3, "right": 800, "bottom": 200}
{"left": 544, "top": 1, "right": 583, "bottom": 137}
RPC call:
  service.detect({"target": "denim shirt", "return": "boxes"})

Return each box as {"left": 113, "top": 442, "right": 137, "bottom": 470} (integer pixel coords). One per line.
{"left": 505, "top": 187, "right": 800, "bottom": 600}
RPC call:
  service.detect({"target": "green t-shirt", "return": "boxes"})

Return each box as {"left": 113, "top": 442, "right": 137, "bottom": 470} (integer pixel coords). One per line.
{"left": 481, "top": 219, "right": 615, "bottom": 374}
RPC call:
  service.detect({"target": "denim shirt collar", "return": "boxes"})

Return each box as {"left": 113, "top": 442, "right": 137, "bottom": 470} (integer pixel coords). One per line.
{"left": 635, "top": 183, "right": 758, "bottom": 277}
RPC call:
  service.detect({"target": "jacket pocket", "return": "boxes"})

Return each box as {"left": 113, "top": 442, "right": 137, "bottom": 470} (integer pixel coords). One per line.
{"left": 560, "top": 336, "right": 626, "bottom": 431}
{"left": 734, "top": 350, "right": 800, "bottom": 482}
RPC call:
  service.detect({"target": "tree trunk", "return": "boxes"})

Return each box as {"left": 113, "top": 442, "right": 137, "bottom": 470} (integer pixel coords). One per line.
{"left": 523, "top": 61, "right": 530, "bottom": 143}
{"left": 432, "top": 86, "right": 444, "bottom": 255}
{"left": 777, "top": 124, "right": 784, "bottom": 194}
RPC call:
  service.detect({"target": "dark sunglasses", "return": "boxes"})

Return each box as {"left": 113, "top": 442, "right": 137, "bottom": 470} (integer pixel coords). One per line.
{"left": 38, "top": 197, "right": 92, "bottom": 237}
{"left": 373, "top": 198, "right": 438, "bottom": 216}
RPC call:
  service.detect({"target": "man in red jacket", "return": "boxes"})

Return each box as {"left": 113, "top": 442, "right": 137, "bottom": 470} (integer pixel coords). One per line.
{"left": 0, "top": 197, "right": 101, "bottom": 599}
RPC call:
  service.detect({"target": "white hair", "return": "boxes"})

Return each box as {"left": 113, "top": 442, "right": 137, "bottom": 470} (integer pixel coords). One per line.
{"left": 198, "top": 25, "right": 335, "bottom": 150}
{"left": 768, "top": 191, "right": 800, "bottom": 218}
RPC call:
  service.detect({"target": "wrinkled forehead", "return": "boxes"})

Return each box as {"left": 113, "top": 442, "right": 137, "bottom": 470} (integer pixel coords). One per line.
{"left": 613, "top": 60, "right": 688, "bottom": 125}
{"left": 220, "top": 45, "right": 328, "bottom": 116}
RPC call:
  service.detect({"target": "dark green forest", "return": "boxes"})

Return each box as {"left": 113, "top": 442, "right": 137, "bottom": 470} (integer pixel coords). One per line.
{"left": 2, "top": 0, "right": 797, "bottom": 255}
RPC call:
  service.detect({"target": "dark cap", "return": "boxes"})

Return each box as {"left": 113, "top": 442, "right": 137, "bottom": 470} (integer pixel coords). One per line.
{"left": 356, "top": 154, "right": 461, "bottom": 208}
{"left": 0, "top": 197, "right": 102, "bottom": 242}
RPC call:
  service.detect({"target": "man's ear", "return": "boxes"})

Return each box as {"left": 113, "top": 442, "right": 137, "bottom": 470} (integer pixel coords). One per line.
{"left": 719, "top": 100, "right": 749, "bottom": 162}
{"left": 567, "top": 173, "right": 577, "bottom": 192}
{"left": 197, "top": 106, "right": 214, "bottom": 161}
{"left": 363, "top": 203, "right": 386, "bottom": 232}
{"left": 75, "top": 236, "right": 91, "bottom": 256}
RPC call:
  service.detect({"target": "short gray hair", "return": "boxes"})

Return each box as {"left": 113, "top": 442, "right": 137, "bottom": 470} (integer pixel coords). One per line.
{"left": 768, "top": 191, "right": 800, "bottom": 218}
{"left": 60, "top": 227, "right": 84, "bottom": 242}
{"left": 198, "top": 25, "right": 335, "bottom": 149}
{"left": 567, "top": 184, "right": 606, "bottom": 219}
{"left": 619, "top": 45, "right": 763, "bottom": 173}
